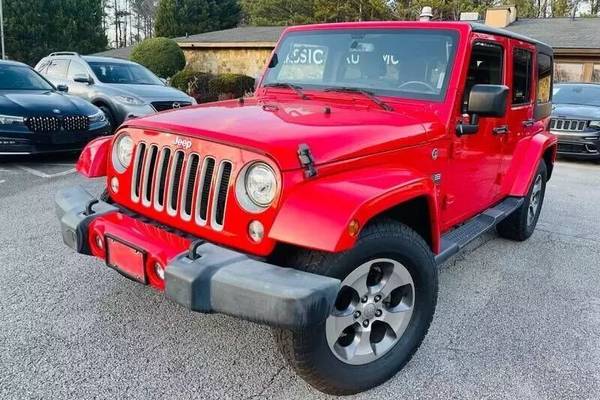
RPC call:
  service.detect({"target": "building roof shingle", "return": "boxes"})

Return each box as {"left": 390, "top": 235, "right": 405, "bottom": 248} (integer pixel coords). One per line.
{"left": 175, "top": 26, "right": 284, "bottom": 45}
{"left": 504, "top": 18, "right": 600, "bottom": 49}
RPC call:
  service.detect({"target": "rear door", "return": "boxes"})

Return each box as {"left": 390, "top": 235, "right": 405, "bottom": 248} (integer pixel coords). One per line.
{"left": 441, "top": 37, "right": 508, "bottom": 229}
{"left": 499, "top": 40, "right": 537, "bottom": 196}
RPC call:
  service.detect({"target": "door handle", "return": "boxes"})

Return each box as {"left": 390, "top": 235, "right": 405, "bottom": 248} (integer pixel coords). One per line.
{"left": 522, "top": 119, "right": 535, "bottom": 127}
{"left": 492, "top": 125, "right": 509, "bottom": 135}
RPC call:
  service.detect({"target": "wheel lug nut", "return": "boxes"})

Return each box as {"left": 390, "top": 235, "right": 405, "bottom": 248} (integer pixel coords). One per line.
{"left": 375, "top": 309, "right": 382, "bottom": 317}
{"left": 362, "top": 319, "right": 369, "bottom": 328}
{"left": 374, "top": 295, "right": 381, "bottom": 302}
{"left": 353, "top": 311, "right": 361, "bottom": 319}
{"left": 361, "top": 296, "right": 368, "bottom": 303}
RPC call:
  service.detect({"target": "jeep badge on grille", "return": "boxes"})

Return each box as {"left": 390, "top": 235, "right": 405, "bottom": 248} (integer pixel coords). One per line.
{"left": 174, "top": 137, "right": 192, "bottom": 150}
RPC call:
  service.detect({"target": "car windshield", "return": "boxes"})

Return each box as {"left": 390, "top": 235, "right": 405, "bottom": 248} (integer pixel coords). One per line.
{"left": 88, "top": 61, "right": 163, "bottom": 85}
{"left": 553, "top": 85, "right": 600, "bottom": 107}
{"left": 0, "top": 65, "right": 54, "bottom": 90}
{"left": 262, "top": 29, "right": 458, "bottom": 101}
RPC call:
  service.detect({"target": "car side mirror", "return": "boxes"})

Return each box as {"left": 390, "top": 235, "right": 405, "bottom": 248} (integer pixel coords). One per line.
{"left": 73, "top": 74, "right": 92, "bottom": 84}
{"left": 57, "top": 84, "right": 69, "bottom": 92}
{"left": 457, "top": 84, "right": 509, "bottom": 136}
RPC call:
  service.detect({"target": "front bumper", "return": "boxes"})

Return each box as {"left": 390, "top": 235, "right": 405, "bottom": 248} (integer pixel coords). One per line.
{"left": 553, "top": 131, "right": 600, "bottom": 159}
{"left": 0, "top": 124, "right": 111, "bottom": 155}
{"left": 55, "top": 186, "right": 340, "bottom": 329}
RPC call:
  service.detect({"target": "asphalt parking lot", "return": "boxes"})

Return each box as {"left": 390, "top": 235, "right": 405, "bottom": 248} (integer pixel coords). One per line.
{"left": 0, "top": 155, "right": 599, "bottom": 400}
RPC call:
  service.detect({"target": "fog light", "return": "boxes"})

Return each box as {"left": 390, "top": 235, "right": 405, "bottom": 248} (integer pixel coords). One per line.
{"left": 154, "top": 262, "right": 165, "bottom": 280}
{"left": 110, "top": 176, "right": 119, "bottom": 193}
{"left": 248, "top": 220, "right": 264, "bottom": 243}
{"left": 95, "top": 234, "right": 104, "bottom": 249}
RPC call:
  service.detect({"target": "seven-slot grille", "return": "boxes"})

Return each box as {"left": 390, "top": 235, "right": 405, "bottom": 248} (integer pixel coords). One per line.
{"left": 549, "top": 119, "right": 587, "bottom": 132}
{"left": 130, "top": 142, "right": 233, "bottom": 231}
{"left": 24, "top": 115, "right": 90, "bottom": 132}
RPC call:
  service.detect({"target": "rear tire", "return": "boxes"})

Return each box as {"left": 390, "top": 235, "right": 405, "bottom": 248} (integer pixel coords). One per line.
{"left": 98, "top": 105, "right": 116, "bottom": 133}
{"left": 272, "top": 220, "right": 437, "bottom": 395}
{"left": 497, "top": 161, "right": 547, "bottom": 241}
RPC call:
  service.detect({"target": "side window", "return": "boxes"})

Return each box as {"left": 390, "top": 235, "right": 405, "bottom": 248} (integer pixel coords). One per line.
{"left": 36, "top": 60, "right": 50, "bottom": 74}
{"left": 512, "top": 48, "right": 533, "bottom": 105}
{"left": 67, "top": 61, "right": 88, "bottom": 80}
{"left": 46, "top": 59, "right": 70, "bottom": 79}
{"left": 464, "top": 42, "right": 503, "bottom": 109}
{"left": 537, "top": 53, "right": 553, "bottom": 104}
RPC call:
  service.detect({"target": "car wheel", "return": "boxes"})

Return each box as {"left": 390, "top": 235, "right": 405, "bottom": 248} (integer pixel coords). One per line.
{"left": 98, "top": 105, "right": 116, "bottom": 133}
{"left": 272, "top": 219, "right": 438, "bottom": 395}
{"left": 497, "top": 161, "right": 547, "bottom": 241}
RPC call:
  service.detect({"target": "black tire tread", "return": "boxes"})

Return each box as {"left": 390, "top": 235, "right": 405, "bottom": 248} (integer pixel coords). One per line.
{"left": 273, "top": 219, "right": 437, "bottom": 395}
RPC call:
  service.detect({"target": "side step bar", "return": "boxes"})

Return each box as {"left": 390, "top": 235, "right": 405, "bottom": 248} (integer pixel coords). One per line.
{"left": 435, "top": 197, "right": 524, "bottom": 265}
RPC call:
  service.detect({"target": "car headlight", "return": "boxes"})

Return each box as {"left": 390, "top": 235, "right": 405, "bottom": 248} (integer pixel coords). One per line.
{"left": 89, "top": 110, "right": 107, "bottom": 123}
{"left": 0, "top": 114, "right": 24, "bottom": 125}
{"left": 114, "top": 95, "right": 144, "bottom": 106}
{"left": 236, "top": 162, "right": 278, "bottom": 212}
{"left": 113, "top": 134, "right": 134, "bottom": 171}
{"left": 589, "top": 121, "right": 600, "bottom": 129}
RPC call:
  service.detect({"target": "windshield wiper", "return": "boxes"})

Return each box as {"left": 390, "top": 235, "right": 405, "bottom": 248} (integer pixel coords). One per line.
{"left": 263, "top": 82, "right": 308, "bottom": 100}
{"left": 323, "top": 87, "right": 393, "bottom": 111}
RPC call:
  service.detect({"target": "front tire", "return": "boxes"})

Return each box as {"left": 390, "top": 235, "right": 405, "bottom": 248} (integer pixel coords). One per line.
{"left": 273, "top": 220, "right": 438, "bottom": 395}
{"left": 497, "top": 161, "right": 547, "bottom": 241}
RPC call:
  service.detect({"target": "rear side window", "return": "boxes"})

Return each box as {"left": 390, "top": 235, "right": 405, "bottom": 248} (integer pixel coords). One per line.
{"left": 512, "top": 48, "right": 532, "bottom": 105}
{"left": 46, "top": 59, "right": 70, "bottom": 79}
{"left": 537, "top": 53, "right": 553, "bottom": 104}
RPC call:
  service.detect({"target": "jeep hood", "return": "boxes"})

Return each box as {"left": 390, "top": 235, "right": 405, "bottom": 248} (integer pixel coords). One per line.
{"left": 124, "top": 98, "right": 436, "bottom": 171}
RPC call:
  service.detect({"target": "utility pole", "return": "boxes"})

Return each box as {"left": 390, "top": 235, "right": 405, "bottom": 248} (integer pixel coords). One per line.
{"left": 0, "top": 0, "right": 5, "bottom": 60}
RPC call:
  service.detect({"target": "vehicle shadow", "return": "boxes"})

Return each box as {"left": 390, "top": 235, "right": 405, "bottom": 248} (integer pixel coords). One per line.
{"left": 0, "top": 151, "right": 80, "bottom": 165}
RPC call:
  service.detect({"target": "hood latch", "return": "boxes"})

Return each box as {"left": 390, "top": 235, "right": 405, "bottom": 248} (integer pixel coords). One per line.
{"left": 297, "top": 143, "right": 317, "bottom": 178}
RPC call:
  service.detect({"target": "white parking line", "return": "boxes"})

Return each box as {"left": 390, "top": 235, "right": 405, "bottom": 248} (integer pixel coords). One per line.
{"left": 17, "top": 165, "right": 77, "bottom": 178}
{"left": 0, "top": 180, "right": 5, "bottom": 184}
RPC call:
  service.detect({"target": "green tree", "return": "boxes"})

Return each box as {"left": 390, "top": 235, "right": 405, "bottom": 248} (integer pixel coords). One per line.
{"left": 4, "top": 0, "right": 107, "bottom": 66}
{"left": 155, "top": 0, "right": 241, "bottom": 38}
{"left": 130, "top": 37, "right": 186, "bottom": 77}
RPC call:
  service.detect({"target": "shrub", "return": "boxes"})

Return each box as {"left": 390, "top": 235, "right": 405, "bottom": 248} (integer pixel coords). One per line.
{"left": 130, "top": 37, "right": 185, "bottom": 78}
{"left": 171, "top": 69, "right": 216, "bottom": 103}
{"left": 208, "top": 74, "right": 255, "bottom": 100}
{"left": 171, "top": 70, "right": 255, "bottom": 103}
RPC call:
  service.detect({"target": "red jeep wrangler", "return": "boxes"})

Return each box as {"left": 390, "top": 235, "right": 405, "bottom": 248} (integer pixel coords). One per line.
{"left": 56, "top": 22, "right": 557, "bottom": 394}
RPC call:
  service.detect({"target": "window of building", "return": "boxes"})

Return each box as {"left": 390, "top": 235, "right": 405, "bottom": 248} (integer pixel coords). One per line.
{"left": 537, "top": 53, "right": 553, "bottom": 104}
{"left": 45, "top": 59, "right": 70, "bottom": 79}
{"left": 554, "top": 62, "right": 584, "bottom": 82}
{"left": 592, "top": 64, "right": 600, "bottom": 83}
{"left": 512, "top": 48, "right": 532, "bottom": 104}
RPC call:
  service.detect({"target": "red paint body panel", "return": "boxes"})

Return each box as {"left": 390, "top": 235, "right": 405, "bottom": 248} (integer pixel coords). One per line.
{"left": 74, "top": 21, "right": 555, "bottom": 264}
{"left": 76, "top": 136, "right": 112, "bottom": 178}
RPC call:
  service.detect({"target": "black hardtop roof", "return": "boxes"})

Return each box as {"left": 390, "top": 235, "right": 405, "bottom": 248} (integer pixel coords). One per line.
{"left": 469, "top": 22, "right": 554, "bottom": 55}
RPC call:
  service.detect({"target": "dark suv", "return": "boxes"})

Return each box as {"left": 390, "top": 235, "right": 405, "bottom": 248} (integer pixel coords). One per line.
{"left": 551, "top": 83, "right": 600, "bottom": 160}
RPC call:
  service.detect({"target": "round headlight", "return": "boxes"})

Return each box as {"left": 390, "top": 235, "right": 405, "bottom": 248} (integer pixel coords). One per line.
{"left": 114, "top": 134, "right": 134, "bottom": 170}
{"left": 245, "top": 163, "right": 277, "bottom": 207}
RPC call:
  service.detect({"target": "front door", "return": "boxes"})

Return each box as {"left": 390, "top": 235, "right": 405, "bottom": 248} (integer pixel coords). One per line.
{"left": 441, "top": 38, "right": 508, "bottom": 230}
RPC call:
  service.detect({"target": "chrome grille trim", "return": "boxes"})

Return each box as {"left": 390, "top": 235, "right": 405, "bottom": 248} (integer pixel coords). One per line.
{"left": 210, "top": 160, "right": 233, "bottom": 231}
{"left": 166, "top": 150, "right": 184, "bottom": 217}
{"left": 131, "top": 142, "right": 146, "bottom": 203}
{"left": 141, "top": 145, "right": 159, "bottom": 207}
{"left": 179, "top": 153, "right": 200, "bottom": 221}
{"left": 550, "top": 118, "right": 587, "bottom": 132}
{"left": 194, "top": 157, "right": 215, "bottom": 226}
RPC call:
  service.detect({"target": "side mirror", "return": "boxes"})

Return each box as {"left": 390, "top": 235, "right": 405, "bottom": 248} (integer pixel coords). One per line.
{"left": 57, "top": 84, "right": 69, "bottom": 92}
{"left": 457, "top": 84, "right": 509, "bottom": 136}
{"left": 73, "top": 74, "right": 92, "bottom": 84}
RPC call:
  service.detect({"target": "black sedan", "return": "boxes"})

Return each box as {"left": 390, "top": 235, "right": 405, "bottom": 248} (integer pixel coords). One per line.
{"left": 550, "top": 83, "right": 600, "bottom": 160}
{"left": 0, "top": 60, "right": 110, "bottom": 155}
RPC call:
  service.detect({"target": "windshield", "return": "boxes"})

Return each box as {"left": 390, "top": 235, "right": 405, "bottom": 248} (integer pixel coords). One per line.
{"left": 88, "top": 61, "right": 163, "bottom": 85}
{"left": 553, "top": 85, "right": 600, "bottom": 107}
{"left": 0, "top": 65, "right": 54, "bottom": 90}
{"left": 263, "top": 29, "right": 458, "bottom": 101}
